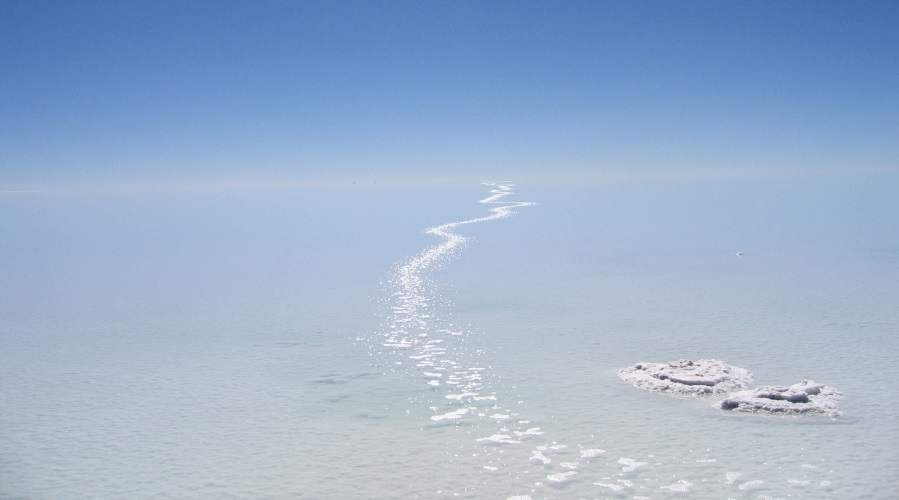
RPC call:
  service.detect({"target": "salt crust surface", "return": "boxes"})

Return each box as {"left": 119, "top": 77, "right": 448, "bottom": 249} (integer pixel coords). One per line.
{"left": 720, "top": 380, "right": 843, "bottom": 417}
{"left": 617, "top": 359, "right": 753, "bottom": 396}
{"left": 620, "top": 359, "right": 843, "bottom": 417}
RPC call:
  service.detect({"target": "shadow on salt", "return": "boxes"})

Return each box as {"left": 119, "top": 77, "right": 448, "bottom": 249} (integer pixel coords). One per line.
{"left": 721, "top": 380, "right": 843, "bottom": 417}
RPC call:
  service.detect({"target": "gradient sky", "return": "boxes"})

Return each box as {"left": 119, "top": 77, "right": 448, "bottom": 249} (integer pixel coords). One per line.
{"left": 1, "top": 0, "right": 897, "bottom": 189}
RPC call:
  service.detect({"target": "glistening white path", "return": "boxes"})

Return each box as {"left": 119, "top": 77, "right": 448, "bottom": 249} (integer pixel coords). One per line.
{"left": 372, "top": 183, "right": 610, "bottom": 496}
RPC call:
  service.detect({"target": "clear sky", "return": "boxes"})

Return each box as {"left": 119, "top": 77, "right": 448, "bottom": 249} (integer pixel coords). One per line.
{"left": 1, "top": 0, "right": 897, "bottom": 190}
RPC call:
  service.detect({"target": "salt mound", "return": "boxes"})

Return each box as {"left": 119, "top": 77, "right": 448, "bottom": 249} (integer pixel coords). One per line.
{"left": 618, "top": 359, "right": 753, "bottom": 396}
{"left": 720, "top": 380, "right": 842, "bottom": 417}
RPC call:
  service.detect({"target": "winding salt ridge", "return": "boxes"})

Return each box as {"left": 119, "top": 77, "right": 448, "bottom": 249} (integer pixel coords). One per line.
{"left": 378, "top": 182, "right": 540, "bottom": 439}
{"left": 373, "top": 183, "right": 616, "bottom": 494}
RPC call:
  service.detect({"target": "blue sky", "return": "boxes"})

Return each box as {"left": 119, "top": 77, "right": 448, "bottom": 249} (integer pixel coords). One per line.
{"left": 1, "top": 0, "right": 896, "bottom": 189}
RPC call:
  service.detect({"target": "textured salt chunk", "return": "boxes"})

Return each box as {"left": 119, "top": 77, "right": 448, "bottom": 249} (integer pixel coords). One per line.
{"left": 719, "top": 380, "right": 842, "bottom": 417}
{"left": 738, "top": 479, "right": 764, "bottom": 490}
{"left": 663, "top": 479, "right": 693, "bottom": 492}
{"left": 445, "top": 392, "right": 478, "bottom": 400}
{"left": 618, "top": 359, "right": 753, "bottom": 396}
{"left": 618, "top": 458, "right": 647, "bottom": 473}
{"left": 546, "top": 471, "right": 577, "bottom": 482}
{"left": 477, "top": 434, "right": 522, "bottom": 444}
{"left": 530, "top": 450, "right": 551, "bottom": 464}
{"left": 431, "top": 408, "right": 469, "bottom": 421}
